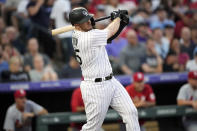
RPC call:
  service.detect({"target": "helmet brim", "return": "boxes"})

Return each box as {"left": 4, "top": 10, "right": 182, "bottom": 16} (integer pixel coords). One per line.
{"left": 77, "top": 14, "right": 94, "bottom": 24}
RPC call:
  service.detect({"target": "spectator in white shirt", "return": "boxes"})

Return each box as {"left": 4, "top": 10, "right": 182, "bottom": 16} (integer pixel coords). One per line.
{"left": 186, "top": 47, "right": 197, "bottom": 71}
{"left": 50, "top": 0, "right": 73, "bottom": 63}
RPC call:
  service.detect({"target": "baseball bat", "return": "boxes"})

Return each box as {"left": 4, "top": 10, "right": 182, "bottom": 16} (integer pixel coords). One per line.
{"left": 51, "top": 25, "right": 75, "bottom": 36}
{"left": 51, "top": 16, "right": 111, "bottom": 36}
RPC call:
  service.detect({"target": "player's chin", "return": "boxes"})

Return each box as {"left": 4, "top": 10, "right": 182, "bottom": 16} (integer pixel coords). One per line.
{"left": 87, "top": 25, "right": 93, "bottom": 31}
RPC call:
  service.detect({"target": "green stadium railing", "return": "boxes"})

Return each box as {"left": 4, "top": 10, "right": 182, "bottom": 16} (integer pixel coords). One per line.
{"left": 36, "top": 105, "right": 197, "bottom": 131}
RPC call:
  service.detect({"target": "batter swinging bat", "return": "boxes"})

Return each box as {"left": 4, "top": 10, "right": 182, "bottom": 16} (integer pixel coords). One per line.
{"left": 51, "top": 10, "right": 128, "bottom": 36}
{"left": 51, "top": 16, "right": 111, "bottom": 36}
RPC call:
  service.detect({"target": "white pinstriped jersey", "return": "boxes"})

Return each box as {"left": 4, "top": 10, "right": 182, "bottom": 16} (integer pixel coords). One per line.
{"left": 72, "top": 29, "right": 112, "bottom": 79}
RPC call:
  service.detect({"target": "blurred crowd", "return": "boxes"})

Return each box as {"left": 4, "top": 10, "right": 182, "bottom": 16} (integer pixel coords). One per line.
{"left": 0, "top": 0, "right": 197, "bottom": 82}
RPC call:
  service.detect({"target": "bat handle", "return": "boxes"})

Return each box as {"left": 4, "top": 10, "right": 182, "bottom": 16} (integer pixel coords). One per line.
{"left": 94, "top": 16, "right": 111, "bottom": 22}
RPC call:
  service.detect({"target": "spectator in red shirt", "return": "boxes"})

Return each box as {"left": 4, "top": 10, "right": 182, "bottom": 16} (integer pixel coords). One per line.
{"left": 71, "top": 87, "right": 84, "bottom": 113}
{"left": 126, "top": 72, "right": 156, "bottom": 108}
{"left": 126, "top": 72, "right": 156, "bottom": 131}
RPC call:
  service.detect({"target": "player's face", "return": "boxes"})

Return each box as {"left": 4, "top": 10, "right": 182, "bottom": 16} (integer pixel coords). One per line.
{"left": 79, "top": 20, "right": 93, "bottom": 32}
{"left": 134, "top": 81, "right": 145, "bottom": 92}
{"left": 15, "top": 97, "right": 26, "bottom": 109}
{"left": 189, "top": 79, "right": 197, "bottom": 89}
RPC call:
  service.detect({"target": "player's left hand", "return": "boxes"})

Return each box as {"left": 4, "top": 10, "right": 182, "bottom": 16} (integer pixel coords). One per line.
{"left": 120, "top": 14, "right": 129, "bottom": 25}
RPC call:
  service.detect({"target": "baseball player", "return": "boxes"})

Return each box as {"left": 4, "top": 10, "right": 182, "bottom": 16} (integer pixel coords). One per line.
{"left": 69, "top": 7, "right": 140, "bottom": 131}
{"left": 177, "top": 71, "right": 197, "bottom": 131}
{"left": 126, "top": 72, "right": 156, "bottom": 131}
{"left": 3, "top": 89, "right": 48, "bottom": 131}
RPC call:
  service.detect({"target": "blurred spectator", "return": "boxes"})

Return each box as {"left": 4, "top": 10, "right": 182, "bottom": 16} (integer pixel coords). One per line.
{"left": 27, "top": 0, "right": 52, "bottom": 29}
{"left": 29, "top": 54, "right": 58, "bottom": 82}
{"left": 2, "top": 44, "right": 20, "bottom": 61}
{"left": 141, "top": 38, "right": 163, "bottom": 73}
{"left": 1, "top": 56, "right": 30, "bottom": 82}
{"left": 136, "top": 21, "right": 150, "bottom": 44}
{"left": 17, "top": 0, "right": 30, "bottom": 17}
{"left": 151, "top": 22, "right": 169, "bottom": 59}
{"left": 139, "top": 0, "right": 152, "bottom": 14}
{"left": 178, "top": 53, "right": 190, "bottom": 72}
{"left": 105, "top": 0, "right": 125, "bottom": 16}
{"left": 0, "top": 17, "right": 5, "bottom": 35}
{"left": 59, "top": 55, "right": 82, "bottom": 78}
{"left": 163, "top": 51, "right": 180, "bottom": 72}
{"left": 23, "top": 38, "right": 50, "bottom": 72}
{"left": 120, "top": 30, "right": 146, "bottom": 75}
{"left": 71, "top": 87, "right": 84, "bottom": 131}
{"left": 0, "top": 46, "right": 8, "bottom": 74}
{"left": 27, "top": 0, "right": 55, "bottom": 58}
{"left": 3, "top": 0, "right": 21, "bottom": 25}
{"left": 163, "top": 20, "right": 175, "bottom": 42}
{"left": 186, "top": 47, "right": 197, "bottom": 71}
{"left": 5, "top": 26, "right": 25, "bottom": 54}
{"left": 163, "top": 38, "right": 187, "bottom": 72}
{"left": 50, "top": 0, "right": 73, "bottom": 63}
{"left": 94, "top": 5, "right": 108, "bottom": 29}
{"left": 4, "top": 89, "right": 48, "bottom": 131}
{"left": 150, "top": 5, "right": 168, "bottom": 26}
{"left": 160, "top": 0, "right": 174, "bottom": 18}
{"left": 177, "top": 71, "right": 197, "bottom": 131}
{"left": 126, "top": 72, "right": 156, "bottom": 131}
{"left": 191, "top": 25, "right": 197, "bottom": 45}
{"left": 180, "top": 27, "right": 195, "bottom": 59}
{"left": 169, "top": 38, "right": 180, "bottom": 55}
{"left": 0, "top": 33, "right": 9, "bottom": 45}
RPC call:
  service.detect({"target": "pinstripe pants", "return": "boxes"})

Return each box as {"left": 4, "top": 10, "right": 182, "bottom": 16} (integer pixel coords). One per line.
{"left": 80, "top": 77, "right": 140, "bottom": 131}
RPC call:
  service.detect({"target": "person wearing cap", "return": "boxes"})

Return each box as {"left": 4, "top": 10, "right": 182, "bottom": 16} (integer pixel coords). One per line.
{"left": 126, "top": 72, "right": 156, "bottom": 131}
{"left": 151, "top": 21, "right": 169, "bottom": 59}
{"left": 186, "top": 47, "right": 197, "bottom": 71}
{"left": 150, "top": 5, "right": 167, "bottom": 26}
{"left": 4, "top": 89, "right": 48, "bottom": 131}
{"left": 136, "top": 21, "right": 150, "bottom": 44}
{"left": 126, "top": 72, "right": 156, "bottom": 108}
{"left": 163, "top": 20, "right": 175, "bottom": 42}
{"left": 177, "top": 71, "right": 197, "bottom": 131}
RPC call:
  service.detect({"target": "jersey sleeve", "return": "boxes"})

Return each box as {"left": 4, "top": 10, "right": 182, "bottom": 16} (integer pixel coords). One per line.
{"left": 91, "top": 29, "right": 108, "bottom": 46}
{"left": 3, "top": 108, "right": 15, "bottom": 131}
{"left": 28, "top": 100, "right": 43, "bottom": 114}
{"left": 177, "top": 85, "right": 187, "bottom": 100}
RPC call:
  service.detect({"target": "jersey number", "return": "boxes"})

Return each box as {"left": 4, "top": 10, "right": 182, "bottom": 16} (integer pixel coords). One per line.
{"left": 74, "top": 49, "right": 82, "bottom": 65}
{"left": 72, "top": 37, "right": 82, "bottom": 65}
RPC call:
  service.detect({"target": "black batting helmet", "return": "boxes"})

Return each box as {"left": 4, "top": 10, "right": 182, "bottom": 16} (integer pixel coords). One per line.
{"left": 69, "top": 7, "right": 93, "bottom": 25}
